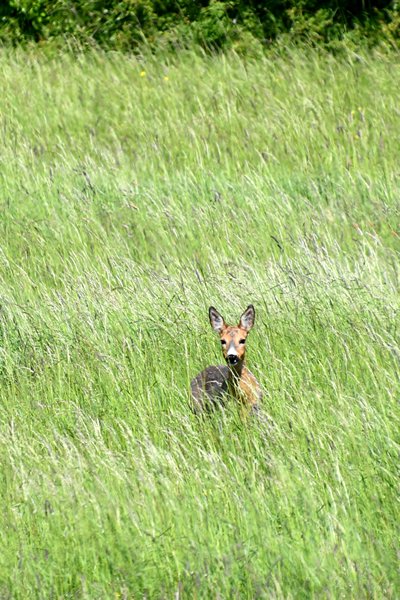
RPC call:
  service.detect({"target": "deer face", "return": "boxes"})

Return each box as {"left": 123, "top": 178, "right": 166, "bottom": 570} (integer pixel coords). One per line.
{"left": 209, "top": 305, "right": 255, "bottom": 367}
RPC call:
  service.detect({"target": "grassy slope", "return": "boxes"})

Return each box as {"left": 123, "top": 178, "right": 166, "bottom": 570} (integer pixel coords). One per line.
{"left": 0, "top": 46, "right": 399, "bottom": 598}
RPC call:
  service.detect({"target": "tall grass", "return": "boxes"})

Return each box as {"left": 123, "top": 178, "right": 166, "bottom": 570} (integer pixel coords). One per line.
{"left": 0, "top": 46, "right": 399, "bottom": 598}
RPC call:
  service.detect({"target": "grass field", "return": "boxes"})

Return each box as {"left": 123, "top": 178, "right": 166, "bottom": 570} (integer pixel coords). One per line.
{"left": 0, "top": 45, "right": 399, "bottom": 598}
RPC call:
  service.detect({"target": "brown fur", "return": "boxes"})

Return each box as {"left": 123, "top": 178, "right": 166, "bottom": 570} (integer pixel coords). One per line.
{"left": 190, "top": 305, "right": 262, "bottom": 414}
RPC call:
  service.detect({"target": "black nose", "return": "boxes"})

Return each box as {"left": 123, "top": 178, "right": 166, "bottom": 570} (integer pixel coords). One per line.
{"left": 227, "top": 354, "right": 239, "bottom": 365}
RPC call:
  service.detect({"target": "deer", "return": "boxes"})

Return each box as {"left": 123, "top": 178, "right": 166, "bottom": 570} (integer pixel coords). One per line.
{"left": 190, "top": 305, "right": 262, "bottom": 415}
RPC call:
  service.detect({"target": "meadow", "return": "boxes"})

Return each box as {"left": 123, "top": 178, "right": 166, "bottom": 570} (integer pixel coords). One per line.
{"left": 0, "top": 45, "right": 399, "bottom": 598}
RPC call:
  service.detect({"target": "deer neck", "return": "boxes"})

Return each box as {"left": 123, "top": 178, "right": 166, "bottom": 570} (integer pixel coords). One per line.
{"left": 228, "top": 361, "right": 244, "bottom": 383}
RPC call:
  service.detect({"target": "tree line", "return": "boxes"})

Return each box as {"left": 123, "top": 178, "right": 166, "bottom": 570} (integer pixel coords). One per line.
{"left": 0, "top": 1, "right": 398, "bottom": 51}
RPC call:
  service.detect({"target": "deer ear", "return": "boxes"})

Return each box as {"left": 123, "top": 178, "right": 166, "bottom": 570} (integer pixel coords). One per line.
{"left": 239, "top": 305, "right": 255, "bottom": 332}
{"left": 209, "top": 307, "right": 225, "bottom": 333}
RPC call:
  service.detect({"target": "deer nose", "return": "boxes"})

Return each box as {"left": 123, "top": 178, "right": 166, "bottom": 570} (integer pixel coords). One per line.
{"left": 227, "top": 354, "right": 239, "bottom": 365}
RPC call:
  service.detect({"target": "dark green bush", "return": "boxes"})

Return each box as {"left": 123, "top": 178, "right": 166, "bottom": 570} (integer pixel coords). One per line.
{"left": 0, "top": 0, "right": 398, "bottom": 51}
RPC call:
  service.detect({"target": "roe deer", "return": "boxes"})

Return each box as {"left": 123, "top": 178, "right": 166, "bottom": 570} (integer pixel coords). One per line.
{"left": 190, "top": 305, "right": 262, "bottom": 414}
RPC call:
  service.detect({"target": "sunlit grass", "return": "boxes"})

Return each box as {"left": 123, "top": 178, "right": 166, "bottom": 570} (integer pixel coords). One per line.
{"left": 0, "top": 46, "right": 399, "bottom": 598}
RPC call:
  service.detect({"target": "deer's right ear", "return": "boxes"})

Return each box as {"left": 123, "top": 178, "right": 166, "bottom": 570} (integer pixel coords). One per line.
{"left": 239, "top": 304, "right": 255, "bottom": 332}
{"left": 209, "top": 307, "right": 225, "bottom": 333}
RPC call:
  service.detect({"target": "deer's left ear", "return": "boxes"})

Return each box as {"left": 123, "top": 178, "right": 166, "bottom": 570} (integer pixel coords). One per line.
{"left": 239, "top": 305, "right": 255, "bottom": 332}
{"left": 209, "top": 306, "right": 226, "bottom": 333}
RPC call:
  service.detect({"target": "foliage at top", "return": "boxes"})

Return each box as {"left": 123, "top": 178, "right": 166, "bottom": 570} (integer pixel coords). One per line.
{"left": 0, "top": 0, "right": 399, "bottom": 51}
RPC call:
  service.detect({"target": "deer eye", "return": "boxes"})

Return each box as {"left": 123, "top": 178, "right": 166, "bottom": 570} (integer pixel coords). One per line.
{"left": 220, "top": 340, "right": 226, "bottom": 345}
{"left": 239, "top": 339, "right": 246, "bottom": 344}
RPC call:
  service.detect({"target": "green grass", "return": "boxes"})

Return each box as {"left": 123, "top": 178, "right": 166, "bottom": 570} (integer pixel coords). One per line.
{"left": 0, "top": 45, "right": 399, "bottom": 598}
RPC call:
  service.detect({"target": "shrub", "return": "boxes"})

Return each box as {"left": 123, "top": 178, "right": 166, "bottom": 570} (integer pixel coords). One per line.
{"left": 0, "top": 0, "right": 398, "bottom": 51}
